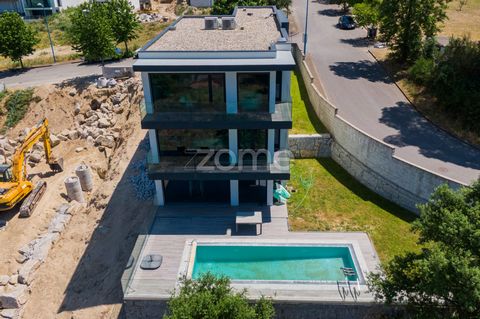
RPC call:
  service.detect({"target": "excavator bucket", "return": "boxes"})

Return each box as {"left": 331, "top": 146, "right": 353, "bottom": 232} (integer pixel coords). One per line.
{"left": 49, "top": 157, "right": 64, "bottom": 172}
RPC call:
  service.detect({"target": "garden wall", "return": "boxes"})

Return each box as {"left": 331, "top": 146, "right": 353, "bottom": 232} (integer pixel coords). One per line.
{"left": 288, "top": 133, "right": 332, "bottom": 158}
{"left": 292, "top": 44, "right": 463, "bottom": 213}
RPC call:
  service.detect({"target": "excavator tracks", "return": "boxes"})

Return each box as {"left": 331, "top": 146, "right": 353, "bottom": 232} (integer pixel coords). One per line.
{"left": 19, "top": 180, "right": 47, "bottom": 218}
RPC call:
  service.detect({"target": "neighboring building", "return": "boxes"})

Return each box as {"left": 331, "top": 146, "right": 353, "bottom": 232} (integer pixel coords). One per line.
{"left": 0, "top": 0, "right": 23, "bottom": 13}
{"left": 1, "top": 0, "right": 140, "bottom": 17}
{"left": 133, "top": 6, "right": 295, "bottom": 206}
{"left": 189, "top": 0, "right": 214, "bottom": 8}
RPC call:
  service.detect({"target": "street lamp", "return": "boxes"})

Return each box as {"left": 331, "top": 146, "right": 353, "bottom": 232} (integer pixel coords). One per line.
{"left": 37, "top": 2, "right": 56, "bottom": 63}
{"left": 303, "top": 0, "right": 309, "bottom": 55}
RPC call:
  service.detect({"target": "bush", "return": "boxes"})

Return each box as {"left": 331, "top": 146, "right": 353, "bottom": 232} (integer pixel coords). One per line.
{"left": 408, "top": 57, "right": 434, "bottom": 84}
{"left": 4, "top": 89, "right": 34, "bottom": 128}
{"left": 165, "top": 273, "right": 275, "bottom": 319}
{"left": 430, "top": 36, "right": 480, "bottom": 132}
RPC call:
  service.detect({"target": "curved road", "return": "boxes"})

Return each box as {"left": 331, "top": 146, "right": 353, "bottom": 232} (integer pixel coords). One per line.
{"left": 292, "top": 0, "right": 480, "bottom": 185}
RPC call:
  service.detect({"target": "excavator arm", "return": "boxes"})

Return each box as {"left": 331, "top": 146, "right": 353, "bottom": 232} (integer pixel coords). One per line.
{"left": 11, "top": 118, "right": 64, "bottom": 183}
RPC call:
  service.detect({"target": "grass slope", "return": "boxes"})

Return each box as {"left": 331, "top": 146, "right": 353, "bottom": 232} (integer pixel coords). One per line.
{"left": 290, "top": 70, "right": 327, "bottom": 135}
{"left": 288, "top": 158, "right": 419, "bottom": 262}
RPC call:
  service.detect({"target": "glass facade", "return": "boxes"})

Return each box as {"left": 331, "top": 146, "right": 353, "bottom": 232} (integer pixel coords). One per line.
{"left": 238, "top": 129, "right": 267, "bottom": 150}
{"left": 157, "top": 129, "right": 229, "bottom": 155}
{"left": 150, "top": 73, "right": 226, "bottom": 112}
{"left": 237, "top": 73, "right": 270, "bottom": 112}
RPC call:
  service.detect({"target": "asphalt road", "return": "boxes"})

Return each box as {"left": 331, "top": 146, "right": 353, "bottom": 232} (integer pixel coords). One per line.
{"left": 0, "top": 59, "right": 133, "bottom": 89}
{"left": 291, "top": 0, "right": 480, "bottom": 185}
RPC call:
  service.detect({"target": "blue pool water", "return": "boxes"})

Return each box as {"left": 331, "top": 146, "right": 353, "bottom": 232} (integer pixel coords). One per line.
{"left": 192, "top": 245, "right": 359, "bottom": 281}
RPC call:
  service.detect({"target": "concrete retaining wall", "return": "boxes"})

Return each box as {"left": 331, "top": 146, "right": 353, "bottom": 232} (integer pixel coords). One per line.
{"left": 289, "top": 134, "right": 332, "bottom": 158}
{"left": 292, "top": 44, "right": 463, "bottom": 213}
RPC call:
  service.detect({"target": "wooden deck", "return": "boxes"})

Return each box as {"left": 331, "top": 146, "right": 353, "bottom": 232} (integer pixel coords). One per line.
{"left": 122, "top": 204, "right": 381, "bottom": 303}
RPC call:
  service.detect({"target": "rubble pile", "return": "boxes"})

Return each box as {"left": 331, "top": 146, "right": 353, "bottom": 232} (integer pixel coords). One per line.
{"left": 129, "top": 159, "right": 155, "bottom": 200}
{"left": 0, "top": 77, "right": 142, "bottom": 168}
{"left": 0, "top": 204, "right": 81, "bottom": 319}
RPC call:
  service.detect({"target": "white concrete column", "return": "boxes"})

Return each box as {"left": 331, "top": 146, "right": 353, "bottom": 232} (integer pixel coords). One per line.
{"left": 225, "top": 72, "right": 238, "bottom": 113}
{"left": 141, "top": 72, "right": 154, "bottom": 114}
{"left": 229, "top": 129, "right": 238, "bottom": 164}
{"left": 279, "top": 129, "right": 288, "bottom": 150}
{"left": 154, "top": 180, "right": 165, "bottom": 206}
{"left": 230, "top": 180, "right": 239, "bottom": 206}
{"left": 281, "top": 71, "right": 292, "bottom": 102}
{"left": 266, "top": 180, "right": 273, "bottom": 206}
{"left": 269, "top": 71, "right": 276, "bottom": 113}
{"left": 267, "top": 129, "right": 275, "bottom": 164}
{"left": 148, "top": 129, "right": 159, "bottom": 163}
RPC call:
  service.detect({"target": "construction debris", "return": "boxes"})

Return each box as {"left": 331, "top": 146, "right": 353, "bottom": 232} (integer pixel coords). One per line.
{"left": 129, "top": 159, "right": 155, "bottom": 200}
{"left": 0, "top": 74, "right": 144, "bottom": 318}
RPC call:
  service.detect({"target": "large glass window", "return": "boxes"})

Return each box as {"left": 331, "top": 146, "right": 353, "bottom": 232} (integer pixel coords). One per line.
{"left": 157, "top": 129, "right": 229, "bottom": 155}
{"left": 238, "top": 129, "right": 267, "bottom": 150}
{"left": 150, "top": 73, "right": 225, "bottom": 112}
{"left": 237, "top": 73, "right": 270, "bottom": 112}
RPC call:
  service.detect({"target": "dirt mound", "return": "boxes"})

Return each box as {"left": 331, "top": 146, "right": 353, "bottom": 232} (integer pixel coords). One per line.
{"left": 0, "top": 75, "right": 149, "bottom": 319}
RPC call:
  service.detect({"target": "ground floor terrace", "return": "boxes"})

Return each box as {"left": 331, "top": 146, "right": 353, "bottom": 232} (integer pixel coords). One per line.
{"left": 121, "top": 204, "right": 382, "bottom": 318}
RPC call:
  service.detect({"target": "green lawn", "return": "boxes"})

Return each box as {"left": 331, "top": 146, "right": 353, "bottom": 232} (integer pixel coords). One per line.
{"left": 287, "top": 158, "right": 420, "bottom": 262}
{"left": 290, "top": 70, "right": 327, "bottom": 135}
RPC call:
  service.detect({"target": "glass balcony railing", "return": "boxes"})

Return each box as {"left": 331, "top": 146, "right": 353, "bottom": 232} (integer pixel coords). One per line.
{"left": 139, "top": 100, "right": 292, "bottom": 130}
{"left": 24, "top": 0, "right": 52, "bottom": 8}
{"left": 145, "top": 150, "right": 291, "bottom": 180}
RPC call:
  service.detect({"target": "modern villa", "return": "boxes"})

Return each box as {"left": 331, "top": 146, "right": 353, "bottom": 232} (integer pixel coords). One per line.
{"left": 133, "top": 6, "right": 294, "bottom": 207}
{"left": 122, "top": 6, "right": 381, "bottom": 318}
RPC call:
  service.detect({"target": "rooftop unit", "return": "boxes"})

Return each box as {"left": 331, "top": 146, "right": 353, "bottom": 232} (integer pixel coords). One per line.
{"left": 221, "top": 17, "right": 236, "bottom": 30}
{"left": 204, "top": 17, "right": 219, "bottom": 30}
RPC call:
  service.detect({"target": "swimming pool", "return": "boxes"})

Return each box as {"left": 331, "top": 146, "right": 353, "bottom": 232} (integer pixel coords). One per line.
{"left": 189, "top": 244, "right": 361, "bottom": 283}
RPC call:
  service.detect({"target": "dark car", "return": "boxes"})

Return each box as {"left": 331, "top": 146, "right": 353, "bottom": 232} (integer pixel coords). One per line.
{"left": 337, "top": 15, "right": 356, "bottom": 30}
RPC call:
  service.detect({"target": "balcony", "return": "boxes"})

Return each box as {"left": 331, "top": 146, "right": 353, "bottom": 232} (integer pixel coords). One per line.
{"left": 139, "top": 100, "right": 292, "bottom": 130}
{"left": 146, "top": 150, "right": 290, "bottom": 181}
{"left": 24, "top": 0, "right": 52, "bottom": 9}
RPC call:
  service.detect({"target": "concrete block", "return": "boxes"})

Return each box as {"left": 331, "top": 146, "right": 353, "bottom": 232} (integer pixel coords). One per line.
{"left": 0, "top": 276, "right": 9, "bottom": 286}
{"left": 17, "top": 259, "right": 41, "bottom": 285}
{"left": 0, "top": 308, "right": 20, "bottom": 319}
{"left": 0, "top": 284, "right": 29, "bottom": 309}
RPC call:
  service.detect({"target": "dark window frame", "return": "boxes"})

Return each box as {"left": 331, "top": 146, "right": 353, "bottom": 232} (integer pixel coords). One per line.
{"left": 149, "top": 73, "right": 226, "bottom": 113}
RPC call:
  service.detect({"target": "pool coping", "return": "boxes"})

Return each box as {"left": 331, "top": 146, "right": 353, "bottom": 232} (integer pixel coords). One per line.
{"left": 179, "top": 238, "right": 370, "bottom": 288}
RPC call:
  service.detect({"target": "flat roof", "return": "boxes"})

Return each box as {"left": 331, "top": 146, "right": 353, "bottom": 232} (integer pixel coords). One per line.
{"left": 146, "top": 7, "right": 282, "bottom": 52}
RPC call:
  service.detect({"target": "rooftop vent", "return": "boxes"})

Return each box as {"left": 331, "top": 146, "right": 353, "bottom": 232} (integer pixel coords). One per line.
{"left": 221, "top": 17, "right": 236, "bottom": 30}
{"left": 204, "top": 17, "right": 219, "bottom": 30}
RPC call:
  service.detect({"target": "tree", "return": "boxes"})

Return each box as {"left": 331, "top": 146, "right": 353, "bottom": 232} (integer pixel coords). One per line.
{"left": 67, "top": 1, "right": 116, "bottom": 63}
{"left": 165, "top": 273, "right": 275, "bottom": 319}
{"left": 0, "top": 12, "right": 39, "bottom": 69}
{"left": 352, "top": 0, "right": 380, "bottom": 37}
{"left": 430, "top": 36, "right": 480, "bottom": 133}
{"left": 107, "top": 0, "right": 141, "bottom": 54}
{"left": 368, "top": 181, "right": 480, "bottom": 318}
{"left": 379, "top": 0, "right": 449, "bottom": 62}
{"left": 331, "top": 0, "right": 362, "bottom": 12}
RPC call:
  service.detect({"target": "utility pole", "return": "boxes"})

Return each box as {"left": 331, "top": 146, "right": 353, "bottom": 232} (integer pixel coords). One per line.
{"left": 303, "top": 0, "right": 309, "bottom": 54}
{"left": 38, "top": 3, "right": 56, "bottom": 63}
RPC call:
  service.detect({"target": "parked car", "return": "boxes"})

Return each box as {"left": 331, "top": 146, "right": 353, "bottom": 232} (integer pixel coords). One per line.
{"left": 337, "top": 15, "right": 356, "bottom": 30}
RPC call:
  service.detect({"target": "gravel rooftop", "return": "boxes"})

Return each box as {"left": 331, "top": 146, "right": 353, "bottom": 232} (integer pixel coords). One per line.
{"left": 147, "top": 7, "right": 281, "bottom": 51}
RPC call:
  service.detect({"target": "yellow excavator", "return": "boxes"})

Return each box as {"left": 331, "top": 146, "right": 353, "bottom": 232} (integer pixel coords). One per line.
{"left": 0, "top": 118, "right": 64, "bottom": 217}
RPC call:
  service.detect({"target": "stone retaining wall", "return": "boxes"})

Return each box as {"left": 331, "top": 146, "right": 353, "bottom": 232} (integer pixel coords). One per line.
{"left": 292, "top": 44, "right": 464, "bottom": 213}
{"left": 288, "top": 134, "right": 332, "bottom": 158}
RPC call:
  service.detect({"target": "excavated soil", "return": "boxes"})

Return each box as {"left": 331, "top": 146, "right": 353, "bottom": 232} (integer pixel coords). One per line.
{"left": 0, "top": 76, "right": 156, "bottom": 318}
